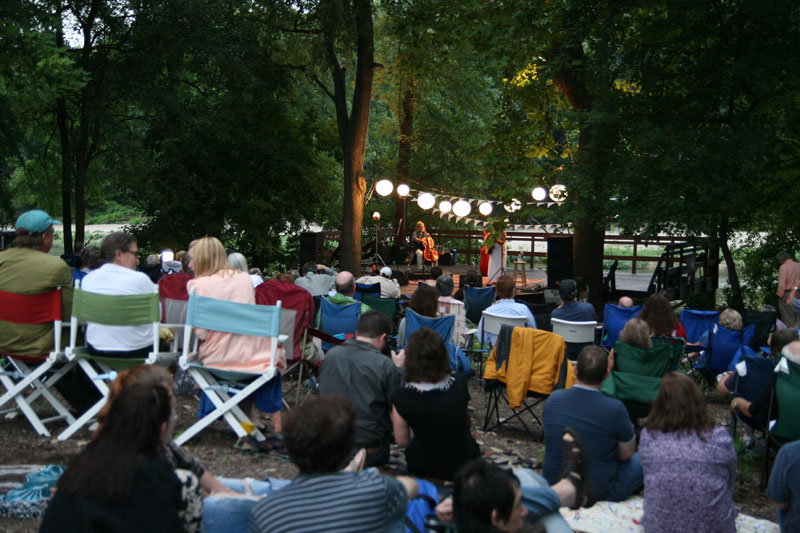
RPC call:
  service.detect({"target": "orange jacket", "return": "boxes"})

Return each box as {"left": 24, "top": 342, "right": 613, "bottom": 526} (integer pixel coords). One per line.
{"left": 483, "top": 327, "right": 575, "bottom": 407}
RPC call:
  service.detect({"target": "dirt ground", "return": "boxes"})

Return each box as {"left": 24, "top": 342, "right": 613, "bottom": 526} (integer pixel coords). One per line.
{"left": 0, "top": 374, "right": 778, "bottom": 532}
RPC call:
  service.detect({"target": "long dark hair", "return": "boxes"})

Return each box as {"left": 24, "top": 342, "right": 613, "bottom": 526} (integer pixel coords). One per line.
{"left": 405, "top": 328, "right": 451, "bottom": 383}
{"left": 639, "top": 294, "right": 678, "bottom": 336}
{"left": 410, "top": 284, "right": 439, "bottom": 317}
{"left": 57, "top": 383, "right": 172, "bottom": 501}
{"left": 647, "top": 372, "right": 713, "bottom": 439}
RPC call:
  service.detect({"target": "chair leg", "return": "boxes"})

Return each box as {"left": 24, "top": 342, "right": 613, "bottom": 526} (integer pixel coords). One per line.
{"left": 57, "top": 358, "right": 111, "bottom": 441}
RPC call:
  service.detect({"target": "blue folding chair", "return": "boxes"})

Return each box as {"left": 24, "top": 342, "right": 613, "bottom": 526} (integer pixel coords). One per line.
{"left": 317, "top": 297, "right": 361, "bottom": 351}
{"left": 403, "top": 309, "right": 455, "bottom": 348}
{"left": 175, "top": 291, "right": 283, "bottom": 445}
{"left": 600, "top": 304, "right": 642, "bottom": 349}
{"left": 464, "top": 286, "right": 495, "bottom": 325}
{"left": 729, "top": 354, "right": 775, "bottom": 446}
{"left": 695, "top": 323, "right": 756, "bottom": 382}
{"left": 354, "top": 282, "right": 380, "bottom": 302}
{"left": 679, "top": 309, "right": 720, "bottom": 344}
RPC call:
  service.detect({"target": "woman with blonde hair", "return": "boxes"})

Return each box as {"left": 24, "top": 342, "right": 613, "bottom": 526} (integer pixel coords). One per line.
{"left": 618, "top": 318, "right": 653, "bottom": 350}
{"left": 188, "top": 237, "right": 286, "bottom": 431}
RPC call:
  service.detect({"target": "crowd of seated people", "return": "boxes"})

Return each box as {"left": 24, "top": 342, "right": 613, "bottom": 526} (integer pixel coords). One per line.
{"left": 5, "top": 209, "right": 799, "bottom": 532}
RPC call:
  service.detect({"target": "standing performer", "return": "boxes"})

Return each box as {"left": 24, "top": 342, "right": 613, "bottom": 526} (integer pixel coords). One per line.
{"left": 485, "top": 222, "right": 507, "bottom": 283}
{"left": 412, "top": 221, "right": 437, "bottom": 271}
{"left": 479, "top": 229, "right": 490, "bottom": 277}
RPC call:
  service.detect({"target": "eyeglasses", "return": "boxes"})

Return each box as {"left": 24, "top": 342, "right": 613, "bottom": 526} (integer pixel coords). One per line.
{"left": 124, "top": 248, "right": 140, "bottom": 257}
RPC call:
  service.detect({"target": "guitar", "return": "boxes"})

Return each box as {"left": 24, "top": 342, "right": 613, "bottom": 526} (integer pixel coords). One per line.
{"left": 422, "top": 234, "right": 439, "bottom": 262}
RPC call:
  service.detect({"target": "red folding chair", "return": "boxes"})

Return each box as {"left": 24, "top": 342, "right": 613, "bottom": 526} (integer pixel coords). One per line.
{"left": 0, "top": 288, "right": 77, "bottom": 436}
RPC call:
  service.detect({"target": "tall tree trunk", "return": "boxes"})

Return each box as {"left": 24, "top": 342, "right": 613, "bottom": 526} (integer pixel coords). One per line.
{"left": 324, "top": 0, "right": 375, "bottom": 274}
{"left": 718, "top": 214, "right": 743, "bottom": 310}
{"left": 55, "top": 6, "right": 73, "bottom": 254}
{"left": 395, "top": 76, "right": 415, "bottom": 243}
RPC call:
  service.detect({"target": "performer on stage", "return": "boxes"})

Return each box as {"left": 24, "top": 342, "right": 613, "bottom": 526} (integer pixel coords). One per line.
{"left": 479, "top": 229, "right": 490, "bottom": 277}
{"left": 412, "top": 221, "right": 437, "bottom": 271}
{"left": 485, "top": 222, "right": 507, "bottom": 283}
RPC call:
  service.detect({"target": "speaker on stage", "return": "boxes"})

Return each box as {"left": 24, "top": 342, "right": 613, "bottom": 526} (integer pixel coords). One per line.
{"left": 299, "top": 232, "right": 325, "bottom": 266}
{"left": 547, "top": 236, "right": 573, "bottom": 288}
{"left": 439, "top": 252, "right": 452, "bottom": 266}
{"left": 390, "top": 269, "right": 409, "bottom": 286}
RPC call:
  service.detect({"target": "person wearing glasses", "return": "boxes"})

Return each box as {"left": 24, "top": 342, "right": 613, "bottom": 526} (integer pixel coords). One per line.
{"left": 81, "top": 231, "right": 158, "bottom": 358}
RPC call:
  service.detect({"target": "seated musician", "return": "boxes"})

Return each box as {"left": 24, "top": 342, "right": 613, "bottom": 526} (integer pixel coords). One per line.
{"left": 412, "top": 221, "right": 437, "bottom": 271}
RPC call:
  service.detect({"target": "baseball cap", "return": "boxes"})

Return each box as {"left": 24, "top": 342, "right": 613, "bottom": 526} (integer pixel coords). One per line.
{"left": 558, "top": 279, "right": 577, "bottom": 298}
{"left": 15, "top": 210, "right": 61, "bottom": 233}
{"left": 380, "top": 266, "right": 393, "bottom": 277}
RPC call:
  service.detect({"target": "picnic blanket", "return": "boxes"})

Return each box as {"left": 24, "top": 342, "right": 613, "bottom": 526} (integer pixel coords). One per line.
{"left": 0, "top": 464, "right": 65, "bottom": 518}
{"left": 560, "top": 496, "right": 778, "bottom": 533}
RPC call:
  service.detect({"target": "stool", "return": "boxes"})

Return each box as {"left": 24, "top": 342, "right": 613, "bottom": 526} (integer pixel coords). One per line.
{"left": 512, "top": 259, "right": 527, "bottom": 287}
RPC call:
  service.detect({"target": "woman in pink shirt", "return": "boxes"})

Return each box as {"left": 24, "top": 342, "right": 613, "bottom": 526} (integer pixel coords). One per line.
{"left": 187, "top": 237, "right": 286, "bottom": 431}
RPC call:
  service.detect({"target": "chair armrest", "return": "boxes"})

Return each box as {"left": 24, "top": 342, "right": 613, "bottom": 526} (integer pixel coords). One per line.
{"left": 305, "top": 327, "right": 345, "bottom": 346}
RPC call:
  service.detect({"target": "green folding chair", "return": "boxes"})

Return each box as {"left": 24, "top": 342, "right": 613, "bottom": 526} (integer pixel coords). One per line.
{"left": 362, "top": 295, "right": 398, "bottom": 323}
{"left": 762, "top": 356, "right": 800, "bottom": 488}
{"left": 58, "top": 286, "right": 178, "bottom": 441}
{"left": 600, "top": 336, "right": 685, "bottom": 420}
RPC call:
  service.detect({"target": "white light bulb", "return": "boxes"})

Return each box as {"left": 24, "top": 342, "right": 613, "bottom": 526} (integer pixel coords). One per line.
{"left": 532, "top": 186, "right": 547, "bottom": 201}
{"left": 375, "top": 179, "right": 394, "bottom": 197}
{"left": 397, "top": 184, "right": 410, "bottom": 197}
{"left": 417, "top": 193, "right": 436, "bottom": 210}
{"left": 438, "top": 200, "right": 452, "bottom": 213}
{"left": 478, "top": 202, "right": 493, "bottom": 216}
{"left": 452, "top": 200, "right": 471, "bottom": 217}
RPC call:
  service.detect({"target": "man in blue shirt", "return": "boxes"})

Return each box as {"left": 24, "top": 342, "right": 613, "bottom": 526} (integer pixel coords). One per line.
{"left": 543, "top": 345, "right": 643, "bottom": 502}
{"left": 768, "top": 439, "right": 800, "bottom": 532}
{"left": 551, "top": 279, "right": 596, "bottom": 322}
{"left": 476, "top": 275, "right": 536, "bottom": 345}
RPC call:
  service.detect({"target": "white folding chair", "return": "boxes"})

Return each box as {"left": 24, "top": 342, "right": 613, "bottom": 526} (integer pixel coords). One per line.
{"left": 0, "top": 287, "right": 77, "bottom": 437}
{"left": 551, "top": 318, "right": 598, "bottom": 359}
{"left": 473, "top": 311, "right": 529, "bottom": 381}
{"left": 174, "top": 290, "right": 284, "bottom": 445}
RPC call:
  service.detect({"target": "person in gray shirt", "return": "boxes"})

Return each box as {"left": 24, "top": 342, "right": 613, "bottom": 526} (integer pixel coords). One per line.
{"left": 319, "top": 310, "right": 405, "bottom": 467}
{"left": 294, "top": 261, "right": 337, "bottom": 297}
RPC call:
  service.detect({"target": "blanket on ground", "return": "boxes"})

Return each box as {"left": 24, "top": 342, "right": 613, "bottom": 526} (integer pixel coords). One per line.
{"left": 0, "top": 464, "right": 65, "bottom": 518}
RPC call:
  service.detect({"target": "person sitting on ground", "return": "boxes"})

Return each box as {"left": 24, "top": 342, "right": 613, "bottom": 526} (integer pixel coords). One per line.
{"left": 768, "top": 439, "right": 800, "bottom": 533}
{"left": 543, "top": 345, "right": 643, "bottom": 502}
{"left": 392, "top": 328, "right": 480, "bottom": 481}
{"left": 476, "top": 275, "right": 537, "bottom": 346}
{"left": 95, "top": 365, "right": 290, "bottom": 533}
{"left": 453, "top": 268, "right": 483, "bottom": 302}
{"left": 319, "top": 310, "right": 405, "bottom": 467}
{"left": 187, "top": 237, "right": 286, "bottom": 432}
{"left": 397, "top": 283, "right": 440, "bottom": 346}
{"left": 81, "top": 231, "right": 159, "bottom": 358}
{"left": 41, "top": 383, "right": 200, "bottom": 532}
{"left": 294, "top": 261, "right": 337, "bottom": 297}
{"left": 639, "top": 293, "right": 686, "bottom": 339}
{"left": 249, "top": 396, "right": 419, "bottom": 533}
{"left": 449, "top": 433, "right": 593, "bottom": 533}
{"left": 551, "top": 278, "right": 596, "bottom": 322}
{"left": 639, "top": 372, "right": 737, "bottom": 533}
{"left": 618, "top": 296, "right": 634, "bottom": 308}
{"left": 355, "top": 265, "right": 401, "bottom": 299}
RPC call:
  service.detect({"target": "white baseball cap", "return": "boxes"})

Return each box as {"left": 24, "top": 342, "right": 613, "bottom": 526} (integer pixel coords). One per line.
{"left": 380, "top": 266, "right": 392, "bottom": 277}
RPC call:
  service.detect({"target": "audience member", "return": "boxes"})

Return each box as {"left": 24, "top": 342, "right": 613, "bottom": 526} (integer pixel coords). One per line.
{"left": 187, "top": 237, "right": 286, "bottom": 431}
{"left": 40, "top": 383, "right": 199, "bottom": 532}
{"left": 618, "top": 296, "right": 634, "bottom": 308}
{"left": 453, "top": 268, "right": 482, "bottom": 301}
{"left": 392, "top": 328, "right": 480, "bottom": 480}
{"left": 768, "top": 440, "right": 800, "bottom": 533}
{"left": 639, "top": 372, "right": 737, "bottom": 533}
{"left": 355, "top": 265, "right": 401, "bottom": 298}
{"left": 476, "top": 275, "right": 536, "bottom": 346}
{"left": 249, "top": 396, "right": 418, "bottom": 532}
{"left": 227, "top": 252, "right": 263, "bottom": 287}
{"left": 319, "top": 271, "right": 371, "bottom": 316}
{"left": 436, "top": 274, "right": 467, "bottom": 345}
{"left": 618, "top": 318, "right": 653, "bottom": 350}
{"left": 776, "top": 251, "right": 800, "bottom": 328}
{"left": 95, "top": 366, "right": 289, "bottom": 533}
{"left": 79, "top": 245, "right": 101, "bottom": 273}
{"left": 639, "top": 293, "right": 686, "bottom": 339}
{"left": 551, "top": 279, "right": 596, "bottom": 322}
{"left": 319, "top": 311, "right": 404, "bottom": 467}
{"left": 81, "top": 232, "right": 157, "bottom": 358}
{"left": 180, "top": 250, "right": 193, "bottom": 276}
{"left": 294, "top": 261, "right": 337, "bottom": 297}
{"left": 397, "top": 283, "right": 440, "bottom": 346}
{"left": 543, "top": 345, "right": 642, "bottom": 502}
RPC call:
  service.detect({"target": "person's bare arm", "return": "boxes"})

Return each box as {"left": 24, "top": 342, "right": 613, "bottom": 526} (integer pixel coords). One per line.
{"left": 396, "top": 476, "right": 419, "bottom": 500}
{"left": 392, "top": 406, "right": 412, "bottom": 448}
{"left": 771, "top": 501, "right": 789, "bottom": 510}
{"left": 200, "top": 471, "right": 235, "bottom": 496}
{"left": 619, "top": 439, "right": 636, "bottom": 461}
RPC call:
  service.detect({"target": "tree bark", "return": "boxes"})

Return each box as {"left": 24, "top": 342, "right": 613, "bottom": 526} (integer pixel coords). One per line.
{"left": 395, "top": 76, "right": 415, "bottom": 243}
{"left": 324, "top": 0, "right": 375, "bottom": 274}
{"left": 718, "top": 214, "right": 743, "bottom": 310}
{"left": 55, "top": 5, "right": 72, "bottom": 254}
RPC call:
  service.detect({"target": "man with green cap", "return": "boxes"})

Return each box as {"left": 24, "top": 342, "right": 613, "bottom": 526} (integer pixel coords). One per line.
{"left": 0, "top": 209, "right": 73, "bottom": 356}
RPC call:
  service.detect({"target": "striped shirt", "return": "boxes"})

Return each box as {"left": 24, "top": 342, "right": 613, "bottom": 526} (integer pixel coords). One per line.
{"left": 249, "top": 469, "right": 407, "bottom": 533}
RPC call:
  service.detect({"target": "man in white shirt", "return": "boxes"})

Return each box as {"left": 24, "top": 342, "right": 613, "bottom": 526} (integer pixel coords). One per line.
{"left": 81, "top": 231, "right": 156, "bottom": 357}
{"left": 355, "top": 266, "right": 401, "bottom": 299}
{"left": 295, "top": 261, "right": 338, "bottom": 297}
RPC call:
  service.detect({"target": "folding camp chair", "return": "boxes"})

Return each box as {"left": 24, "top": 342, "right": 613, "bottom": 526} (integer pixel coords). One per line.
{"left": 742, "top": 310, "right": 777, "bottom": 351}
{"left": 362, "top": 295, "right": 398, "bottom": 323}
{"left": 354, "top": 282, "right": 380, "bottom": 301}
{"left": 464, "top": 285, "right": 495, "bottom": 325}
{"left": 174, "top": 292, "right": 284, "bottom": 445}
{"left": 0, "top": 288, "right": 77, "bottom": 437}
{"left": 402, "top": 309, "right": 454, "bottom": 348}
{"left": 551, "top": 318, "right": 598, "bottom": 360}
{"left": 471, "top": 312, "right": 528, "bottom": 382}
{"left": 317, "top": 298, "right": 361, "bottom": 352}
{"left": 600, "top": 303, "right": 642, "bottom": 349}
{"left": 58, "top": 286, "right": 179, "bottom": 441}
{"left": 600, "top": 336, "right": 684, "bottom": 420}
{"left": 694, "top": 324, "right": 756, "bottom": 385}
{"left": 728, "top": 353, "right": 774, "bottom": 453}
{"left": 158, "top": 273, "right": 193, "bottom": 394}
{"left": 482, "top": 326, "right": 573, "bottom": 440}
{"left": 762, "top": 356, "right": 800, "bottom": 487}
{"left": 437, "top": 299, "right": 469, "bottom": 347}
{"left": 678, "top": 309, "right": 720, "bottom": 344}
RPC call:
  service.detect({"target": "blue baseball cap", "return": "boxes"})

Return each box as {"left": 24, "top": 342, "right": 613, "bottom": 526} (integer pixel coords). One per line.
{"left": 15, "top": 210, "right": 61, "bottom": 233}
